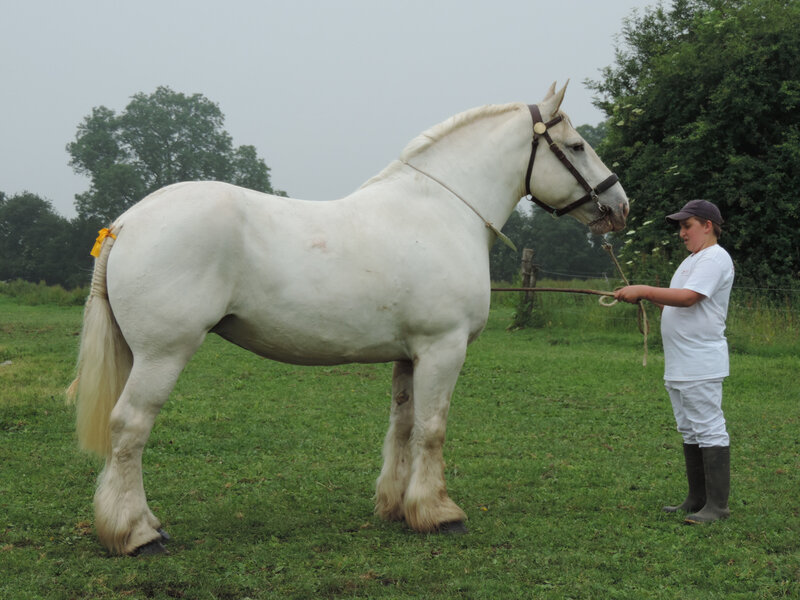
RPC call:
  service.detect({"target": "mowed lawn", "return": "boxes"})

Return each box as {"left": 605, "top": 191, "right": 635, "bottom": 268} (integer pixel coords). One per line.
{"left": 1, "top": 294, "right": 798, "bottom": 599}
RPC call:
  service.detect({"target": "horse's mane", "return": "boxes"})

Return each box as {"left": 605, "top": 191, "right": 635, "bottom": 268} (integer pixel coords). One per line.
{"left": 359, "top": 102, "right": 573, "bottom": 191}
{"left": 399, "top": 103, "right": 522, "bottom": 161}
{"left": 359, "top": 103, "right": 524, "bottom": 190}
{"left": 359, "top": 102, "right": 525, "bottom": 189}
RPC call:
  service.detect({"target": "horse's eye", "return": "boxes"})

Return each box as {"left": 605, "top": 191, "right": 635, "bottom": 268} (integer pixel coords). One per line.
{"left": 570, "top": 143, "right": 585, "bottom": 152}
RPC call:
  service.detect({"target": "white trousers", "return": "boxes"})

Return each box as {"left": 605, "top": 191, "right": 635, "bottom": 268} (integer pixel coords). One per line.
{"left": 665, "top": 378, "right": 729, "bottom": 447}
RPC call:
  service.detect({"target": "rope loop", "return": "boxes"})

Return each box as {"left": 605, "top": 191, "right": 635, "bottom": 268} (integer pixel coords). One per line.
{"left": 602, "top": 244, "right": 648, "bottom": 366}
{"left": 491, "top": 245, "right": 649, "bottom": 365}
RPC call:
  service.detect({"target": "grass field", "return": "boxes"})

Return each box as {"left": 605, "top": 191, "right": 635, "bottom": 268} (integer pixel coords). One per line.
{"left": 1, "top": 291, "right": 799, "bottom": 599}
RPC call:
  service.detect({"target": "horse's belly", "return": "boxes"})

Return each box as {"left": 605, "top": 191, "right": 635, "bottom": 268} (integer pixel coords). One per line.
{"left": 210, "top": 313, "right": 408, "bottom": 366}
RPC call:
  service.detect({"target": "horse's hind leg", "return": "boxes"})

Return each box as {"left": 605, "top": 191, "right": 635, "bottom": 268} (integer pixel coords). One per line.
{"left": 402, "top": 335, "right": 468, "bottom": 533}
{"left": 375, "top": 360, "right": 415, "bottom": 521}
{"left": 94, "top": 354, "right": 188, "bottom": 555}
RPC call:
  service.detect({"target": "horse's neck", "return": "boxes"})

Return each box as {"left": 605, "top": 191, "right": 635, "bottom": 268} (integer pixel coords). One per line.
{"left": 403, "top": 105, "right": 530, "bottom": 230}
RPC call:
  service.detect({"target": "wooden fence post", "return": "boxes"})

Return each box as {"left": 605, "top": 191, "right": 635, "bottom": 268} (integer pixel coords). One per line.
{"left": 521, "top": 248, "right": 536, "bottom": 304}
{"left": 509, "top": 247, "right": 537, "bottom": 329}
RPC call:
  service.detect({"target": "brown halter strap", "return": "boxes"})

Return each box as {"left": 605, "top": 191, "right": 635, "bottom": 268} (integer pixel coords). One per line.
{"left": 525, "top": 104, "right": 619, "bottom": 217}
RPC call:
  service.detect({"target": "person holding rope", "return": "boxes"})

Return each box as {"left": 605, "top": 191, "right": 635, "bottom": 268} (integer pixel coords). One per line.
{"left": 614, "top": 199, "right": 734, "bottom": 524}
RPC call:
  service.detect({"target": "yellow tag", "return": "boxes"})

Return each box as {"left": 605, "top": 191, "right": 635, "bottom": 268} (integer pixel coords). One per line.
{"left": 90, "top": 228, "right": 116, "bottom": 258}
{"left": 533, "top": 122, "right": 547, "bottom": 135}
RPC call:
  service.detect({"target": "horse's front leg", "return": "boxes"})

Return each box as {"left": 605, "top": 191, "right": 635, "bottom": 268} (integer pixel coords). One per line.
{"left": 402, "top": 335, "right": 468, "bottom": 533}
{"left": 375, "top": 360, "right": 415, "bottom": 521}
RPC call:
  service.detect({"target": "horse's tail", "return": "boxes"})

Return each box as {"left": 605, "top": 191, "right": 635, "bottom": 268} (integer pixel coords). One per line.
{"left": 67, "top": 226, "right": 132, "bottom": 457}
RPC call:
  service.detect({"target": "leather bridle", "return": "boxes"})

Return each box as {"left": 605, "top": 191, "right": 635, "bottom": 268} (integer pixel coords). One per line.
{"left": 525, "top": 104, "right": 619, "bottom": 218}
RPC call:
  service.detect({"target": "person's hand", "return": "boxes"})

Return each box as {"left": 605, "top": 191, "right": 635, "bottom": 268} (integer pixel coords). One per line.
{"left": 614, "top": 285, "right": 647, "bottom": 304}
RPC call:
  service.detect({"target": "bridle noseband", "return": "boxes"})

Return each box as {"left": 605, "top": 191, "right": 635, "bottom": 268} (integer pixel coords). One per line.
{"left": 525, "top": 104, "right": 619, "bottom": 217}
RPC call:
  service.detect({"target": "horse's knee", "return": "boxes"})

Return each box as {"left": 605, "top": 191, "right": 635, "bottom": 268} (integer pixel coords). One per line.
{"left": 410, "top": 415, "right": 448, "bottom": 453}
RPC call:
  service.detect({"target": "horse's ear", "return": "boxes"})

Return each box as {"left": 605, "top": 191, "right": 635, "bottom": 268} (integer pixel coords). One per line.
{"left": 543, "top": 81, "right": 557, "bottom": 100}
{"left": 543, "top": 80, "right": 569, "bottom": 118}
{"left": 553, "top": 80, "right": 568, "bottom": 114}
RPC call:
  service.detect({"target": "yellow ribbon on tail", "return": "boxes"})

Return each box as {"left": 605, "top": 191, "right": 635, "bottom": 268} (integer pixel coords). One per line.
{"left": 90, "top": 228, "right": 116, "bottom": 258}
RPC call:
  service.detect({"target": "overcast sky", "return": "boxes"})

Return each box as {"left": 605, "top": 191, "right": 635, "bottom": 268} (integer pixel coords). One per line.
{"left": 1, "top": 0, "right": 657, "bottom": 218}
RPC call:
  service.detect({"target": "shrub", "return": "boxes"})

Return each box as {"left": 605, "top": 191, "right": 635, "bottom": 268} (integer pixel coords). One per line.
{"left": 0, "top": 280, "right": 88, "bottom": 306}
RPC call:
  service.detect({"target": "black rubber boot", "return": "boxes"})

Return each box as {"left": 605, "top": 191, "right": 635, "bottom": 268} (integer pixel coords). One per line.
{"left": 685, "top": 446, "right": 730, "bottom": 524}
{"left": 663, "top": 443, "right": 705, "bottom": 513}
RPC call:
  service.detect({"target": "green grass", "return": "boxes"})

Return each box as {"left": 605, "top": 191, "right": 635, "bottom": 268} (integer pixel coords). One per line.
{"left": 1, "top": 294, "right": 799, "bottom": 599}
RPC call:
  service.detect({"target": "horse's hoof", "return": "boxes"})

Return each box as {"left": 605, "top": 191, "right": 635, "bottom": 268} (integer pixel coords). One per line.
{"left": 157, "top": 528, "right": 171, "bottom": 542}
{"left": 131, "top": 539, "right": 169, "bottom": 556}
{"left": 438, "top": 520, "right": 468, "bottom": 535}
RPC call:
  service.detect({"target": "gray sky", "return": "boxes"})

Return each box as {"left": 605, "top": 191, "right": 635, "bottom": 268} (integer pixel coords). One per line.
{"left": 1, "top": 0, "right": 655, "bottom": 218}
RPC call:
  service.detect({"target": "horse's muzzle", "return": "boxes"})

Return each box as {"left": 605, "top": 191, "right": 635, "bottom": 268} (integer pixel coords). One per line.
{"left": 589, "top": 200, "right": 628, "bottom": 234}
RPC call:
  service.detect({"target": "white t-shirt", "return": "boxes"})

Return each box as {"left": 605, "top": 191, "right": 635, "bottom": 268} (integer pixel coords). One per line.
{"left": 660, "top": 244, "right": 734, "bottom": 381}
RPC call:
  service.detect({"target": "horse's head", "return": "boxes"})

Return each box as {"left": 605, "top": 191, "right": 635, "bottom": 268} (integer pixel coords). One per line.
{"left": 526, "top": 82, "right": 628, "bottom": 234}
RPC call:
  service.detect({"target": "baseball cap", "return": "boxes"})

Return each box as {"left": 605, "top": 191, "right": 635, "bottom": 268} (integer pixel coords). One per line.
{"left": 665, "top": 199, "right": 724, "bottom": 225}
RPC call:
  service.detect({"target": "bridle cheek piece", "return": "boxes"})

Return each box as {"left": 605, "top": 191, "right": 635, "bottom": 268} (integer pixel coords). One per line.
{"left": 525, "top": 104, "right": 619, "bottom": 218}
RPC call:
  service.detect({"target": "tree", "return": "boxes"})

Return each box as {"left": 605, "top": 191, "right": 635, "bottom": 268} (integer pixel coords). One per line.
{"left": 0, "top": 191, "right": 78, "bottom": 286}
{"left": 230, "top": 144, "right": 276, "bottom": 191}
{"left": 587, "top": 0, "right": 800, "bottom": 288}
{"left": 576, "top": 122, "right": 608, "bottom": 148}
{"left": 68, "top": 87, "right": 283, "bottom": 223}
{"left": 490, "top": 205, "right": 619, "bottom": 282}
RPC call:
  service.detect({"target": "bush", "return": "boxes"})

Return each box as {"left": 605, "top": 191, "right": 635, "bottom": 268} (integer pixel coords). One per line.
{"left": 0, "top": 280, "right": 88, "bottom": 306}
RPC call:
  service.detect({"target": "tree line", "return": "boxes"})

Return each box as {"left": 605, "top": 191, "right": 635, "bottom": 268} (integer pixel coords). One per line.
{"left": 1, "top": 87, "right": 283, "bottom": 289}
{"left": 589, "top": 0, "right": 800, "bottom": 289}
{"left": 3, "top": 0, "right": 799, "bottom": 289}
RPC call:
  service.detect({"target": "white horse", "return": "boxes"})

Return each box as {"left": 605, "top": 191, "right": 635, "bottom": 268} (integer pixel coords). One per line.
{"left": 69, "top": 83, "right": 628, "bottom": 555}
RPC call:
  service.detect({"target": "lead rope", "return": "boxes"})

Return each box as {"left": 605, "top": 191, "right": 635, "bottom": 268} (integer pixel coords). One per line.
{"left": 601, "top": 242, "right": 649, "bottom": 366}
{"left": 491, "top": 243, "right": 649, "bottom": 366}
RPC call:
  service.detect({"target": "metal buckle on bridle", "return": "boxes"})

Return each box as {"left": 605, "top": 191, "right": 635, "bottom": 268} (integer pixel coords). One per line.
{"left": 592, "top": 190, "right": 604, "bottom": 212}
